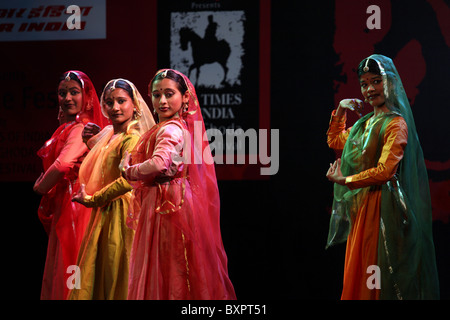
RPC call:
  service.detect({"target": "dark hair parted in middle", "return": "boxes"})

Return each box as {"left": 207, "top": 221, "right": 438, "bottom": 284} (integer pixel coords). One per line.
{"left": 357, "top": 58, "right": 381, "bottom": 77}
{"left": 104, "top": 79, "right": 134, "bottom": 99}
{"left": 151, "top": 69, "right": 189, "bottom": 94}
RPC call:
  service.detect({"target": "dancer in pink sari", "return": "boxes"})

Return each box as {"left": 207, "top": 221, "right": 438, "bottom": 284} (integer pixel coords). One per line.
{"left": 123, "top": 69, "right": 236, "bottom": 299}
{"left": 34, "top": 71, "right": 109, "bottom": 299}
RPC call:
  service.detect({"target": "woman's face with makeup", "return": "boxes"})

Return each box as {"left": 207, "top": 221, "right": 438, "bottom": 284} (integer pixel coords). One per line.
{"left": 360, "top": 72, "right": 386, "bottom": 108}
{"left": 151, "top": 78, "right": 188, "bottom": 121}
{"left": 58, "top": 79, "right": 83, "bottom": 119}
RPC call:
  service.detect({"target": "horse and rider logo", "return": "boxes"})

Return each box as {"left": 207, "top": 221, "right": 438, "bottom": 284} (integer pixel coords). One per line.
{"left": 170, "top": 11, "right": 245, "bottom": 89}
{"left": 179, "top": 15, "right": 231, "bottom": 86}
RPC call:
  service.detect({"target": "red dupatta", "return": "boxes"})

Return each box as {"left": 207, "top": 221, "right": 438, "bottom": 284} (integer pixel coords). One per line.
{"left": 37, "top": 71, "right": 109, "bottom": 299}
{"left": 37, "top": 70, "right": 109, "bottom": 232}
{"left": 127, "top": 69, "right": 236, "bottom": 299}
{"left": 129, "top": 69, "right": 222, "bottom": 245}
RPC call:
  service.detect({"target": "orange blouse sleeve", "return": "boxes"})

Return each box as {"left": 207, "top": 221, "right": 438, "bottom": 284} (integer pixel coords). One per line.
{"left": 345, "top": 116, "right": 408, "bottom": 190}
{"left": 327, "top": 110, "right": 352, "bottom": 151}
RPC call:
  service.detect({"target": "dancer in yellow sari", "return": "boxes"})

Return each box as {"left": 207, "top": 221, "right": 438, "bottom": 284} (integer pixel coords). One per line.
{"left": 69, "top": 79, "right": 155, "bottom": 299}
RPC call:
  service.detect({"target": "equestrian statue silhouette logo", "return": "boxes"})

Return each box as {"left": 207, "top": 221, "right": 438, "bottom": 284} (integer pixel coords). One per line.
{"left": 179, "top": 15, "right": 231, "bottom": 86}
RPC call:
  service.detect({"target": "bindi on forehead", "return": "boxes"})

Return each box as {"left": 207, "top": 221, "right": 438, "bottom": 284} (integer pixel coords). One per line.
{"left": 59, "top": 86, "right": 81, "bottom": 92}
{"left": 152, "top": 88, "right": 177, "bottom": 95}
{"left": 153, "top": 78, "right": 178, "bottom": 91}
{"left": 59, "top": 80, "right": 81, "bottom": 89}
{"left": 109, "top": 88, "right": 126, "bottom": 95}
{"left": 360, "top": 75, "right": 382, "bottom": 83}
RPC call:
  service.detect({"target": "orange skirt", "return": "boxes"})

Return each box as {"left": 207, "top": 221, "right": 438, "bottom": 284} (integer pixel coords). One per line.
{"left": 341, "top": 189, "right": 381, "bottom": 300}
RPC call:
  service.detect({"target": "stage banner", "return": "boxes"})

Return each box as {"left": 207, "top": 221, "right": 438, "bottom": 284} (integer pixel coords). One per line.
{"left": 0, "top": 0, "right": 106, "bottom": 42}
{"left": 157, "top": 0, "right": 273, "bottom": 180}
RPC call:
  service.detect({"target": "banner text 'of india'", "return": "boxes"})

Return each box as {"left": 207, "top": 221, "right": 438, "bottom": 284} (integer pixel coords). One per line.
{"left": 0, "top": 0, "right": 106, "bottom": 41}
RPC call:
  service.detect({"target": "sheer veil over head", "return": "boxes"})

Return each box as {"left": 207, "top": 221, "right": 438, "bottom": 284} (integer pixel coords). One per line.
{"left": 100, "top": 78, "right": 156, "bottom": 135}
{"left": 146, "top": 69, "right": 232, "bottom": 288}
{"left": 62, "top": 70, "right": 110, "bottom": 128}
{"left": 125, "top": 69, "right": 236, "bottom": 299}
{"left": 361, "top": 54, "right": 432, "bottom": 233}
{"left": 147, "top": 69, "right": 221, "bottom": 242}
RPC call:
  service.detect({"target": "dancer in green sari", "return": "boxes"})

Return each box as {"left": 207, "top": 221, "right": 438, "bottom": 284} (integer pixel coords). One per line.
{"left": 326, "top": 54, "right": 439, "bottom": 299}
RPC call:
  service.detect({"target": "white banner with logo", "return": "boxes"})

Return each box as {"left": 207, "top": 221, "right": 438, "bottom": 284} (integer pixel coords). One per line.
{"left": 0, "top": 0, "right": 106, "bottom": 41}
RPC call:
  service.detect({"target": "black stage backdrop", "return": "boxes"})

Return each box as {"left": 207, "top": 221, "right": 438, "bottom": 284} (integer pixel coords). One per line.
{"left": 0, "top": 0, "right": 448, "bottom": 302}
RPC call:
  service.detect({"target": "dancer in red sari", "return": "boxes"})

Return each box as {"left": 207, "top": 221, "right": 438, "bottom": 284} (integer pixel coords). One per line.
{"left": 34, "top": 71, "right": 109, "bottom": 299}
{"left": 122, "top": 69, "right": 236, "bottom": 299}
